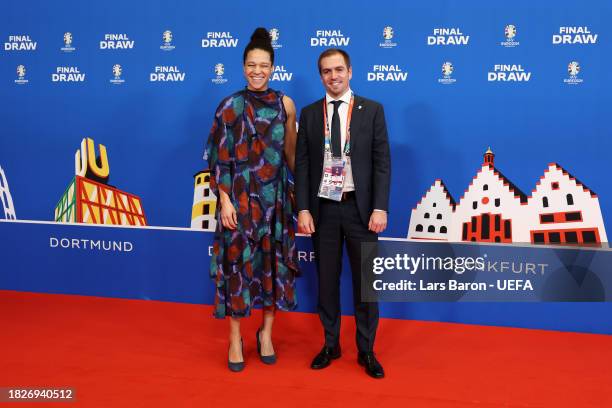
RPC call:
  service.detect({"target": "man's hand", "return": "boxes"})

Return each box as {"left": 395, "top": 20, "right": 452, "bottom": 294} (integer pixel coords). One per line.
{"left": 298, "top": 210, "right": 315, "bottom": 234}
{"left": 368, "top": 211, "right": 387, "bottom": 234}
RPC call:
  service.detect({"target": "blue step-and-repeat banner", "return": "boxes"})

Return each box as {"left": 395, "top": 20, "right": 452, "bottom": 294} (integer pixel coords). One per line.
{"left": 1, "top": 0, "right": 612, "bottom": 334}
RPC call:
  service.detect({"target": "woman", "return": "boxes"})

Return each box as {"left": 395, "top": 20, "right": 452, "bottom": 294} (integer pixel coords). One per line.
{"left": 205, "top": 27, "right": 299, "bottom": 372}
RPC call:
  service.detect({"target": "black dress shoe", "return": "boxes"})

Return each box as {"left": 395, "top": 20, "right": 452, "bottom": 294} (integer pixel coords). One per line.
{"left": 358, "top": 352, "right": 385, "bottom": 379}
{"left": 310, "top": 345, "right": 341, "bottom": 369}
{"left": 228, "top": 339, "right": 244, "bottom": 372}
{"left": 256, "top": 327, "right": 277, "bottom": 365}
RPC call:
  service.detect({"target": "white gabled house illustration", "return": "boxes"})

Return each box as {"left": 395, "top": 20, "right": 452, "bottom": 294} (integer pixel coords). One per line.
{"left": 527, "top": 163, "right": 606, "bottom": 245}
{"left": 407, "top": 179, "right": 455, "bottom": 241}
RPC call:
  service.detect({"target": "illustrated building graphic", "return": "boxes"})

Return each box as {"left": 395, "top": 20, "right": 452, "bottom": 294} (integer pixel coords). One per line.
{"left": 0, "top": 165, "right": 17, "bottom": 220}
{"left": 191, "top": 169, "right": 217, "bottom": 231}
{"left": 54, "top": 138, "right": 147, "bottom": 226}
{"left": 408, "top": 149, "right": 607, "bottom": 246}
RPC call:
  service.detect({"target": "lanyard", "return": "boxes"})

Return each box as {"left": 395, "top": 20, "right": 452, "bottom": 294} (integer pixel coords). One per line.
{"left": 323, "top": 92, "right": 354, "bottom": 157}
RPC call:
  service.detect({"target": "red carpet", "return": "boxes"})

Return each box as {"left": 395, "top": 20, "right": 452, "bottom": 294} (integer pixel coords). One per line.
{"left": 0, "top": 291, "right": 610, "bottom": 407}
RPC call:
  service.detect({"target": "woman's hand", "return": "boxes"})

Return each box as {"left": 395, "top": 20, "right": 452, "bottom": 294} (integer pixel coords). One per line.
{"left": 219, "top": 191, "right": 237, "bottom": 230}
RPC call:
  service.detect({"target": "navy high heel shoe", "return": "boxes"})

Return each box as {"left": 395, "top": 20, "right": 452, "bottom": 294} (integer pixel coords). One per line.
{"left": 228, "top": 339, "right": 244, "bottom": 372}
{"left": 256, "top": 328, "right": 277, "bottom": 365}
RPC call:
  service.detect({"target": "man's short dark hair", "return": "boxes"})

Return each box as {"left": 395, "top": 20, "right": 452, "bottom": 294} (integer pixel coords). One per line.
{"left": 317, "top": 49, "right": 351, "bottom": 74}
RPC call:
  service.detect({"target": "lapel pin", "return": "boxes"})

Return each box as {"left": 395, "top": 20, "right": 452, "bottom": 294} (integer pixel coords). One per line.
{"left": 358, "top": 105, "right": 362, "bottom": 110}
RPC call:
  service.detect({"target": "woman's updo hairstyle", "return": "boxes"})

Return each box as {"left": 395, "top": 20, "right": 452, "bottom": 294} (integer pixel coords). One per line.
{"left": 243, "top": 27, "right": 274, "bottom": 65}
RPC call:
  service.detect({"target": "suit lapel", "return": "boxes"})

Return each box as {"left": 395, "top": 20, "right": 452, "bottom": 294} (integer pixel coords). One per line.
{"left": 313, "top": 98, "right": 325, "bottom": 158}
{"left": 349, "top": 95, "right": 365, "bottom": 153}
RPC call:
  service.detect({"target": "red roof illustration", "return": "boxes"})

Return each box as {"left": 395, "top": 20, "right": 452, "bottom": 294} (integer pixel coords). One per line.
{"left": 413, "top": 178, "right": 456, "bottom": 210}
{"left": 489, "top": 164, "right": 528, "bottom": 204}
{"left": 530, "top": 163, "right": 598, "bottom": 198}
{"left": 456, "top": 164, "right": 528, "bottom": 206}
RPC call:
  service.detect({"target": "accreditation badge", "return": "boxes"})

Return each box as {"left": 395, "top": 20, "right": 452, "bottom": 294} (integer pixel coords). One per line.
{"left": 318, "top": 152, "right": 345, "bottom": 201}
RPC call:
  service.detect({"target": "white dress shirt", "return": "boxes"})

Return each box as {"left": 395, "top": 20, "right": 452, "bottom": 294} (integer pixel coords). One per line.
{"left": 325, "top": 88, "right": 354, "bottom": 192}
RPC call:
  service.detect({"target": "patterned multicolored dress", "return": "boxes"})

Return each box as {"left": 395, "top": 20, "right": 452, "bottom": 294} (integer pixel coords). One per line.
{"left": 205, "top": 88, "right": 299, "bottom": 318}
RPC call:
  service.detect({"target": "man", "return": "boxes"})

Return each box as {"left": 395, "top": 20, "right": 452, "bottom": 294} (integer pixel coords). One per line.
{"left": 295, "top": 49, "right": 391, "bottom": 379}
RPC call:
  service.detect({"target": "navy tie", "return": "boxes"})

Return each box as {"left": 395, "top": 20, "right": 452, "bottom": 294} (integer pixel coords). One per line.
{"left": 330, "top": 100, "right": 343, "bottom": 157}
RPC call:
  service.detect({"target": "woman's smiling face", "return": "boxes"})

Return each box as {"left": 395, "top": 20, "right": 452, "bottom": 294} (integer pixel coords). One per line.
{"left": 244, "top": 48, "right": 273, "bottom": 91}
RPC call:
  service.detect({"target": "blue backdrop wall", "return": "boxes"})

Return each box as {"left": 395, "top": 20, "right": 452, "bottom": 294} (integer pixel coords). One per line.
{"left": 1, "top": 0, "right": 611, "bottom": 334}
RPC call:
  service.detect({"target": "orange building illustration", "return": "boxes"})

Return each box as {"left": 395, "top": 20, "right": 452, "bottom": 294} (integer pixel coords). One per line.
{"left": 54, "top": 138, "right": 147, "bottom": 226}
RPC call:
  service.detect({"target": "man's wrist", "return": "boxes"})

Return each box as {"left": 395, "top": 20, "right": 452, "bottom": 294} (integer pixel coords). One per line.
{"left": 373, "top": 209, "right": 386, "bottom": 213}
{"left": 299, "top": 210, "right": 311, "bottom": 214}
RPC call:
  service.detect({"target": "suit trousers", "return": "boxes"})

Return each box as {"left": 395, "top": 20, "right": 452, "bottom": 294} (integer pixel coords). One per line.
{"left": 312, "top": 194, "right": 379, "bottom": 353}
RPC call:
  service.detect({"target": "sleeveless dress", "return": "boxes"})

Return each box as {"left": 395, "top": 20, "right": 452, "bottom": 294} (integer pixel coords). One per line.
{"left": 205, "top": 88, "right": 299, "bottom": 318}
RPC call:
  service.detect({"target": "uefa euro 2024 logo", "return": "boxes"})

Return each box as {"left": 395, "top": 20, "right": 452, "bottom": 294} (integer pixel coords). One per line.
{"left": 564, "top": 61, "right": 583, "bottom": 85}
{"left": 269, "top": 28, "right": 279, "bottom": 42}
{"left": 211, "top": 63, "right": 228, "bottom": 85}
{"left": 215, "top": 63, "right": 224, "bottom": 76}
{"left": 380, "top": 26, "right": 397, "bottom": 48}
{"left": 442, "top": 62, "right": 453, "bottom": 76}
{"left": 501, "top": 24, "right": 519, "bottom": 47}
{"left": 15, "top": 64, "right": 28, "bottom": 84}
{"left": 163, "top": 30, "right": 172, "bottom": 45}
{"left": 442, "top": 62, "right": 453, "bottom": 77}
{"left": 160, "top": 30, "right": 175, "bottom": 51}
{"left": 110, "top": 64, "right": 125, "bottom": 85}
{"left": 269, "top": 28, "right": 282, "bottom": 49}
{"left": 568, "top": 61, "right": 580, "bottom": 76}
{"left": 61, "top": 32, "right": 75, "bottom": 52}
{"left": 17, "top": 64, "right": 26, "bottom": 79}
{"left": 383, "top": 26, "right": 393, "bottom": 40}
{"left": 438, "top": 62, "right": 456, "bottom": 85}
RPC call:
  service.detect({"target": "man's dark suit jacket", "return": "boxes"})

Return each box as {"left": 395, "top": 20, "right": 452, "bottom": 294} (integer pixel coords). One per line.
{"left": 295, "top": 95, "right": 391, "bottom": 227}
